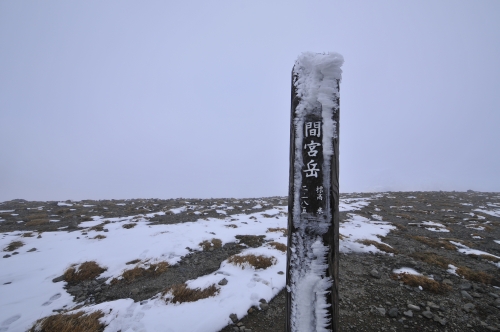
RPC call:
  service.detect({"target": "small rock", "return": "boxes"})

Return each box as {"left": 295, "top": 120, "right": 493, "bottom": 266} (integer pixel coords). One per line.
{"left": 370, "top": 269, "right": 381, "bottom": 279}
{"left": 27, "top": 248, "right": 36, "bottom": 252}
{"left": 426, "top": 301, "right": 439, "bottom": 310}
{"left": 407, "top": 304, "right": 420, "bottom": 311}
{"left": 488, "top": 292, "right": 499, "bottom": 299}
{"left": 52, "top": 275, "right": 65, "bottom": 283}
{"left": 3, "top": 254, "right": 11, "bottom": 258}
{"left": 229, "top": 313, "right": 238, "bottom": 323}
{"left": 232, "top": 328, "right": 239, "bottom": 332}
{"left": 461, "top": 290, "right": 474, "bottom": 300}
{"left": 403, "top": 310, "right": 413, "bottom": 318}
{"left": 259, "top": 303, "right": 269, "bottom": 310}
{"left": 433, "top": 315, "right": 447, "bottom": 326}
{"left": 218, "top": 278, "right": 228, "bottom": 286}
{"left": 277, "top": 271, "right": 284, "bottom": 275}
{"left": 422, "top": 311, "right": 433, "bottom": 319}
{"left": 12, "top": 252, "right": 19, "bottom": 255}
{"left": 37, "top": 235, "right": 42, "bottom": 238}
{"left": 375, "top": 307, "right": 385, "bottom": 316}
{"left": 442, "top": 279, "right": 453, "bottom": 285}
{"left": 103, "top": 229, "right": 109, "bottom": 232}
{"left": 486, "top": 326, "right": 499, "bottom": 331}
{"left": 131, "top": 288, "right": 139, "bottom": 295}
{"left": 462, "top": 303, "right": 475, "bottom": 313}
{"left": 470, "top": 292, "right": 482, "bottom": 298}
{"left": 388, "top": 308, "right": 398, "bottom": 318}
{"left": 460, "top": 282, "right": 472, "bottom": 290}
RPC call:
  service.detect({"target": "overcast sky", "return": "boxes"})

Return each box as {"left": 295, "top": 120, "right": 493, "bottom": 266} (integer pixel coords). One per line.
{"left": 1, "top": 1, "right": 499, "bottom": 202}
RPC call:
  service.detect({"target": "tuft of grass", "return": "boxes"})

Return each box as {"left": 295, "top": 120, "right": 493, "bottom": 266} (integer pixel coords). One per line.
{"left": 63, "top": 261, "right": 107, "bottom": 284}
{"left": 410, "top": 252, "right": 453, "bottom": 269}
{"left": 4, "top": 241, "right": 24, "bottom": 252}
{"left": 261, "top": 213, "right": 274, "bottom": 218}
{"left": 410, "top": 236, "right": 456, "bottom": 250}
{"left": 22, "top": 232, "right": 34, "bottom": 237}
{"left": 392, "top": 273, "right": 451, "bottom": 294}
{"left": 92, "top": 235, "right": 106, "bottom": 240}
{"left": 26, "top": 219, "right": 49, "bottom": 226}
{"left": 28, "top": 310, "right": 105, "bottom": 332}
{"left": 117, "top": 261, "right": 169, "bottom": 283}
{"left": 357, "top": 239, "right": 397, "bottom": 254}
{"left": 163, "top": 283, "right": 219, "bottom": 304}
{"left": 478, "top": 254, "right": 500, "bottom": 263}
{"left": 199, "top": 238, "right": 222, "bottom": 251}
{"left": 125, "top": 259, "right": 141, "bottom": 265}
{"left": 456, "top": 266, "right": 494, "bottom": 284}
{"left": 89, "top": 224, "right": 104, "bottom": 232}
{"left": 227, "top": 254, "right": 276, "bottom": 270}
{"left": 268, "top": 241, "right": 287, "bottom": 252}
{"left": 266, "top": 227, "right": 288, "bottom": 236}
{"left": 122, "top": 223, "right": 136, "bottom": 229}
{"left": 225, "top": 224, "right": 238, "bottom": 228}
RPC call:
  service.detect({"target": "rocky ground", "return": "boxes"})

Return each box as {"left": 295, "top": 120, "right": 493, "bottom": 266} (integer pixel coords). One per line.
{"left": 1, "top": 191, "right": 500, "bottom": 331}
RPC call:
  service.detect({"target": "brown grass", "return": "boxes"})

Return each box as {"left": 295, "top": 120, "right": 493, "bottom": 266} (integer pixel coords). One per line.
{"left": 394, "top": 223, "right": 407, "bottom": 231}
{"left": 268, "top": 241, "right": 287, "bottom": 252}
{"left": 4, "top": 241, "right": 24, "bottom": 252}
{"left": 63, "top": 261, "right": 107, "bottom": 283}
{"left": 456, "top": 266, "right": 494, "bottom": 284}
{"left": 410, "top": 236, "right": 456, "bottom": 250}
{"left": 126, "top": 259, "right": 141, "bottom": 265}
{"left": 397, "top": 214, "right": 416, "bottom": 221}
{"left": 357, "top": 239, "right": 397, "bottom": 254}
{"left": 22, "top": 232, "right": 34, "bottom": 237}
{"left": 199, "top": 238, "right": 222, "bottom": 251}
{"left": 92, "top": 235, "right": 106, "bottom": 240}
{"left": 227, "top": 254, "right": 276, "bottom": 270}
{"left": 339, "top": 234, "right": 345, "bottom": 240}
{"left": 116, "top": 261, "right": 169, "bottom": 283}
{"left": 163, "top": 283, "right": 219, "bottom": 304}
{"left": 28, "top": 310, "right": 105, "bottom": 332}
{"left": 410, "top": 252, "right": 453, "bottom": 269}
{"left": 26, "top": 213, "right": 48, "bottom": 220}
{"left": 89, "top": 224, "right": 104, "bottom": 232}
{"left": 225, "top": 224, "right": 238, "bottom": 228}
{"left": 266, "top": 227, "right": 288, "bottom": 236}
{"left": 26, "top": 219, "right": 49, "bottom": 226}
{"left": 261, "top": 214, "right": 274, "bottom": 218}
{"left": 392, "top": 273, "right": 451, "bottom": 294}
{"left": 122, "top": 223, "right": 136, "bottom": 229}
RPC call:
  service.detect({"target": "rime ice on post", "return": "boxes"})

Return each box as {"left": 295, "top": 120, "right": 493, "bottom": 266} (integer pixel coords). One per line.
{"left": 286, "top": 52, "right": 343, "bottom": 332}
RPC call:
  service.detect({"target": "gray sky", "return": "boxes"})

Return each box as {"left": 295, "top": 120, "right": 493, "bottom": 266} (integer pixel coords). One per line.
{"left": 1, "top": 1, "right": 499, "bottom": 201}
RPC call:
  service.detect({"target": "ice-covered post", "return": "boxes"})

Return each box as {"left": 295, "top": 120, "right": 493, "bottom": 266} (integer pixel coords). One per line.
{"left": 285, "top": 52, "right": 343, "bottom": 332}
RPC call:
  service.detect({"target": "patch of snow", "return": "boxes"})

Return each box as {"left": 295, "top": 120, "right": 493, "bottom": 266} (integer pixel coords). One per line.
{"left": 0, "top": 207, "right": 287, "bottom": 332}
{"left": 169, "top": 206, "right": 187, "bottom": 214}
{"left": 57, "top": 202, "right": 73, "bottom": 207}
{"left": 447, "top": 264, "right": 458, "bottom": 276}
{"left": 340, "top": 214, "right": 395, "bottom": 254}
{"left": 449, "top": 241, "right": 500, "bottom": 268}
{"left": 0, "top": 210, "right": 15, "bottom": 213}
{"left": 252, "top": 204, "right": 262, "bottom": 209}
{"left": 393, "top": 267, "right": 421, "bottom": 275}
{"left": 339, "top": 198, "right": 370, "bottom": 212}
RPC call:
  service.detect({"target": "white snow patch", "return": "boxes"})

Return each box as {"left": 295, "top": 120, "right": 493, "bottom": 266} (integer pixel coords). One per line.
{"left": 169, "top": 206, "right": 187, "bottom": 214}
{"left": 393, "top": 267, "right": 421, "bottom": 275}
{"left": 0, "top": 207, "right": 288, "bottom": 332}
{"left": 447, "top": 264, "right": 458, "bottom": 276}
{"left": 339, "top": 198, "right": 370, "bottom": 212}
{"left": 474, "top": 208, "right": 500, "bottom": 218}
{"left": 340, "top": 214, "right": 395, "bottom": 254}
{"left": 449, "top": 241, "right": 500, "bottom": 268}
{"left": 57, "top": 202, "right": 73, "bottom": 207}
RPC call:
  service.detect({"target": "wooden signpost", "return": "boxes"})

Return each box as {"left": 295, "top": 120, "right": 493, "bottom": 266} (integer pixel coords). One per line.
{"left": 286, "top": 53, "right": 343, "bottom": 332}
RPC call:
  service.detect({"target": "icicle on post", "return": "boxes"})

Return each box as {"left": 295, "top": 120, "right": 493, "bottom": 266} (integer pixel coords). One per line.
{"left": 286, "top": 52, "right": 343, "bottom": 332}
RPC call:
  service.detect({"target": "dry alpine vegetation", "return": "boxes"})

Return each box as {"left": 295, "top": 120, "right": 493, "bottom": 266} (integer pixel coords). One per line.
{"left": 1, "top": 191, "right": 500, "bottom": 332}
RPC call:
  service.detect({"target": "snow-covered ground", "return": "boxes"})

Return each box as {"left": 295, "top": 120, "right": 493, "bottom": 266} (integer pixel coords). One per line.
{"left": 0, "top": 195, "right": 455, "bottom": 331}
